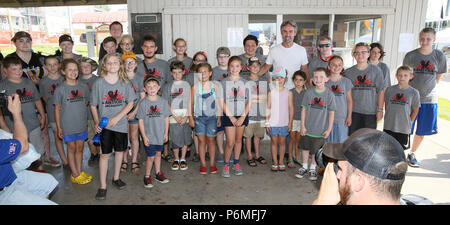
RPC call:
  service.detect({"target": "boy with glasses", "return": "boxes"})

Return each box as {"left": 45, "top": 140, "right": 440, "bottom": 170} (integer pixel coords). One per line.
{"left": 308, "top": 36, "right": 334, "bottom": 76}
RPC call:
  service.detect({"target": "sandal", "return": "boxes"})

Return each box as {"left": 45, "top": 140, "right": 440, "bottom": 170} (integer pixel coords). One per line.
{"left": 247, "top": 158, "right": 257, "bottom": 167}
{"left": 271, "top": 165, "right": 278, "bottom": 172}
{"left": 120, "top": 162, "right": 128, "bottom": 172}
{"left": 278, "top": 164, "right": 286, "bottom": 171}
{"left": 287, "top": 160, "right": 296, "bottom": 168}
{"left": 131, "top": 162, "right": 140, "bottom": 173}
{"left": 162, "top": 153, "right": 175, "bottom": 163}
{"left": 255, "top": 156, "right": 267, "bottom": 164}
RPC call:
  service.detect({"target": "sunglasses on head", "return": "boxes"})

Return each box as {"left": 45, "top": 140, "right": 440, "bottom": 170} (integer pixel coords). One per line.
{"left": 319, "top": 44, "right": 331, "bottom": 48}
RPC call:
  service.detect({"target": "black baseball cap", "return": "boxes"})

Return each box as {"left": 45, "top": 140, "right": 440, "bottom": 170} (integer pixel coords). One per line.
{"left": 11, "top": 31, "right": 32, "bottom": 42}
{"left": 59, "top": 34, "right": 74, "bottom": 44}
{"left": 322, "top": 128, "right": 407, "bottom": 180}
{"left": 143, "top": 75, "right": 160, "bottom": 85}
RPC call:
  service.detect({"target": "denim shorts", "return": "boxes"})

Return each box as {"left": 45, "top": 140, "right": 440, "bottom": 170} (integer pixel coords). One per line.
{"left": 270, "top": 126, "right": 289, "bottom": 137}
{"left": 195, "top": 116, "right": 217, "bottom": 138}
{"left": 145, "top": 144, "right": 163, "bottom": 157}
{"left": 63, "top": 130, "right": 88, "bottom": 143}
{"left": 326, "top": 123, "right": 349, "bottom": 143}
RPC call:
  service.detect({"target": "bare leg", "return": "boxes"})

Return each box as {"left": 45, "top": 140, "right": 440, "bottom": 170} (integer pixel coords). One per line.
{"left": 224, "top": 127, "right": 236, "bottom": 163}
{"left": 216, "top": 131, "right": 224, "bottom": 154}
{"left": 154, "top": 152, "right": 162, "bottom": 174}
{"left": 75, "top": 140, "right": 84, "bottom": 175}
{"left": 411, "top": 134, "right": 424, "bottom": 153}
{"left": 53, "top": 130, "right": 67, "bottom": 165}
{"left": 99, "top": 153, "right": 110, "bottom": 189}
{"left": 113, "top": 152, "right": 124, "bottom": 181}
{"left": 233, "top": 126, "right": 245, "bottom": 161}
{"left": 207, "top": 137, "right": 216, "bottom": 167}
{"left": 66, "top": 142, "right": 79, "bottom": 177}
{"left": 198, "top": 135, "right": 207, "bottom": 167}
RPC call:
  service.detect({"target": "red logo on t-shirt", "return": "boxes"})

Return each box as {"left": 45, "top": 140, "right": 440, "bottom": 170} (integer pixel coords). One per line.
{"left": 171, "top": 88, "right": 183, "bottom": 96}
{"left": 146, "top": 68, "right": 162, "bottom": 77}
{"left": 330, "top": 85, "right": 343, "bottom": 93}
{"left": 104, "top": 90, "right": 124, "bottom": 101}
{"left": 311, "top": 97, "right": 324, "bottom": 106}
{"left": 354, "top": 74, "right": 372, "bottom": 85}
{"left": 16, "top": 88, "right": 33, "bottom": 98}
{"left": 69, "top": 90, "right": 84, "bottom": 98}
{"left": 228, "top": 87, "right": 244, "bottom": 99}
{"left": 393, "top": 93, "right": 407, "bottom": 102}
{"left": 415, "top": 60, "right": 434, "bottom": 70}
{"left": 148, "top": 105, "right": 161, "bottom": 113}
{"left": 50, "top": 83, "right": 59, "bottom": 95}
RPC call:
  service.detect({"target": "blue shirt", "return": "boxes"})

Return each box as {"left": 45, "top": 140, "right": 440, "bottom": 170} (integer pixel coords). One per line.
{"left": 0, "top": 139, "right": 21, "bottom": 189}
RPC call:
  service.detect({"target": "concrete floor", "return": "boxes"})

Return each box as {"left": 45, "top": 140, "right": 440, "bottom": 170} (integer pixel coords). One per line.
{"left": 47, "top": 139, "right": 320, "bottom": 205}
{"left": 45, "top": 118, "right": 450, "bottom": 205}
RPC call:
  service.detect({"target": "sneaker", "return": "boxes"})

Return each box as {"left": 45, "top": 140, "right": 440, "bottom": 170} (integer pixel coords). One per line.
{"left": 408, "top": 153, "right": 420, "bottom": 167}
{"left": 216, "top": 153, "right": 224, "bottom": 163}
{"left": 232, "top": 163, "right": 243, "bottom": 176}
{"left": 309, "top": 170, "right": 318, "bottom": 181}
{"left": 179, "top": 160, "right": 188, "bottom": 170}
{"left": 155, "top": 172, "right": 169, "bottom": 183}
{"left": 112, "top": 179, "right": 126, "bottom": 190}
{"left": 171, "top": 160, "right": 180, "bottom": 171}
{"left": 210, "top": 166, "right": 218, "bottom": 174}
{"left": 143, "top": 176, "right": 153, "bottom": 188}
{"left": 200, "top": 166, "right": 207, "bottom": 174}
{"left": 95, "top": 188, "right": 107, "bottom": 200}
{"left": 43, "top": 157, "right": 61, "bottom": 167}
{"left": 222, "top": 165, "right": 230, "bottom": 178}
{"left": 295, "top": 167, "right": 308, "bottom": 179}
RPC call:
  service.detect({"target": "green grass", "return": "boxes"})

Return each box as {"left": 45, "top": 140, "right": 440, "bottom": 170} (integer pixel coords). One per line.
{"left": 438, "top": 97, "right": 450, "bottom": 121}
{"left": 1, "top": 44, "right": 92, "bottom": 57}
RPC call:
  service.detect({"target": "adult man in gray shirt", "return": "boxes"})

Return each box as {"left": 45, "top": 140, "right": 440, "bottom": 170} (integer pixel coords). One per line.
{"left": 136, "top": 35, "right": 171, "bottom": 85}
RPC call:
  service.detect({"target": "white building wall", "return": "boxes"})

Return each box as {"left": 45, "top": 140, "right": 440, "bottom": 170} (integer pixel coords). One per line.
{"left": 128, "top": 0, "right": 428, "bottom": 71}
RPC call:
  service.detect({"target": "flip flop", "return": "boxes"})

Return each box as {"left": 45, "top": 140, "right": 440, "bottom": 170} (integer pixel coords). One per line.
{"left": 255, "top": 156, "right": 267, "bottom": 164}
{"left": 271, "top": 165, "right": 278, "bottom": 172}
{"left": 247, "top": 158, "right": 257, "bottom": 167}
{"left": 287, "top": 160, "right": 296, "bottom": 168}
{"left": 278, "top": 164, "right": 286, "bottom": 172}
{"left": 120, "top": 162, "right": 128, "bottom": 172}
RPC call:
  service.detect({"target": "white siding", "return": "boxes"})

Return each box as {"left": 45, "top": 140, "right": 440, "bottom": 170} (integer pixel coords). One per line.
{"left": 128, "top": 0, "right": 428, "bottom": 69}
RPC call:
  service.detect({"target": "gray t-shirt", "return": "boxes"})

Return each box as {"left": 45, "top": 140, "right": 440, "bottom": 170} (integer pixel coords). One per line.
{"left": 325, "top": 76, "right": 354, "bottom": 124}
{"left": 403, "top": 49, "right": 447, "bottom": 104}
{"left": 301, "top": 88, "right": 336, "bottom": 137}
{"left": 53, "top": 82, "right": 89, "bottom": 135}
{"left": 307, "top": 57, "right": 329, "bottom": 76}
{"left": 90, "top": 77, "right": 137, "bottom": 133}
{"left": 0, "top": 78, "right": 41, "bottom": 133}
{"left": 376, "top": 62, "right": 391, "bottom": 87}
{"left": 212, "top": 66, "right": 229, "bottom": 82}
{"left": 79, "top": 75, "right": 99, "bottom": 120}
{"left": 162, "top": 80, "right": 191, "bottom": 111}
{"left": 290, "top": 88, "right": 306, "bottom": 120}
{"left": 239, "top": 54, "right": 266, "bottom": 77}
{"left": 39, "top": 75, "right": 64, "bottom": 123}
{"left": 136, "top": 97, "right": 170, "bottom": 145}
{"left": 244, "top": 75, "right": 268, "bottom": 121}
{"left": 384, "top": 85, "right": 420, "bottom": 134}
{"left": 345, "top": 64, "right": 385, "bottom": 115}
{"left": 136, "top": 59, "right": 171, "bottom": 85}
{"left": 221, "top": 77, "right": 249, "bottom": 117}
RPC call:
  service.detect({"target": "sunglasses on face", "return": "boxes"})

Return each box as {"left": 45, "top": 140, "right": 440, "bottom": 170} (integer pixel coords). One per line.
{"left": 319, "top": 44, "right": 331, "bottom": 48}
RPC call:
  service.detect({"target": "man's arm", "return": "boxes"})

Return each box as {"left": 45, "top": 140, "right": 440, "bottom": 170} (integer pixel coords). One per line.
{"left": 301, "top": 64, "right": 311, "bottom": 88}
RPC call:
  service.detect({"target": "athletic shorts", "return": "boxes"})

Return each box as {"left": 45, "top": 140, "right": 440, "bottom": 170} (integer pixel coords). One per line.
{"left": 63, "top": 130, "right": 88, "bottom": 143}
{"left": 384, "top": 129, "right": 409, "bottom": 150}
{"left": 410, "top": 103, "right": 438, "bottom": 136}
{"left": 299, "top": 135, "right": 325, "bottom": 155}
{"left": 100, "top": 129, "right": 128, "bottom": 154}
{"left": 145, "top": 144, "right": 163, "bottom": 157}
{"left": 170, "top": 123, "right": 193, "bottom": 149}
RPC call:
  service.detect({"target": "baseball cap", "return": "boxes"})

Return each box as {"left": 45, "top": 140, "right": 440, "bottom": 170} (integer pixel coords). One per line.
{"left": 322, "top": 128, "right": 407, "bottom": 180}
{"left": 11, "top": 31, "right": 32, "bottom": 42}
{"left": 216, "top": 46, "right": 230, "bottom": 56}
{"left": 248, "top": 56, "right": 260, "bottom": 66}
{"left": 271, "top": 67, "right": 287, "bottom": 78}
{"left": 122, "top": 51, "right": 137, "bottom": 61}
{"left": 78, "top": 56, "right": 98, "bottom": 72}
{"left": 143, "top": 75, "right": 160, "bottom": 85}
{"left": 59, "top": 34, "right": 73, "bottom": 44}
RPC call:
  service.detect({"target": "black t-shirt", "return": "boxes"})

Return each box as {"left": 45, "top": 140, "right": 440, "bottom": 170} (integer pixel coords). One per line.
{"left": 7, "top": 52, "right": 44, "bottom": 79}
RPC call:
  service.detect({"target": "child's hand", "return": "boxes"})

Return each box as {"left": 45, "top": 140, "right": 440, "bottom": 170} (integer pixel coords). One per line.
{"left": 345, "top": 116, "right": 352, "bottom": 127}
{"left": 287, "top": 124, "right": 292, "bottom": 133}
{"left": 189, "top": 119, "right": 195, "bottom": 128}
{"left": 235, "top": 116, "right": 245, "bottom": 127}
{"left": 57, "top": 128, "right": 64, "bottom": 140}
{"left": 95, "top": 124, "right": 101, "bottom": 134}
{"left": 266, "top": 126, "right": 271, "bottom": 135}
{"left": 230, "top": 116, "right": 237, "bottom": 126}
{"left": 217, "top": 118, "right": 221, "bottom": 128}
{"left": 143, "top": 137, "right": 150, "bottom": 146}
{"left": 180, "top": 117, "right": 188, "bottom": 125}
{"left": 300, "top": 127, "right": 307, "bottom": 136}
{"left": 322, "top": 129, "right": 331, "bottom": 139}
{"left": 376, "top": 111, "right": 383, "bottom": 122}
{"left": 128, "top": 111, "right": 137, "bottom": 121}
{"left": 107, "top": 116, "right": 120, "bottom": 128}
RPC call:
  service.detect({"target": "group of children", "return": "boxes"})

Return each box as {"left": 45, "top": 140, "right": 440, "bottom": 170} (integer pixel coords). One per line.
{"left": 0, "top": 26, "right": 446, "bottom": 201}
